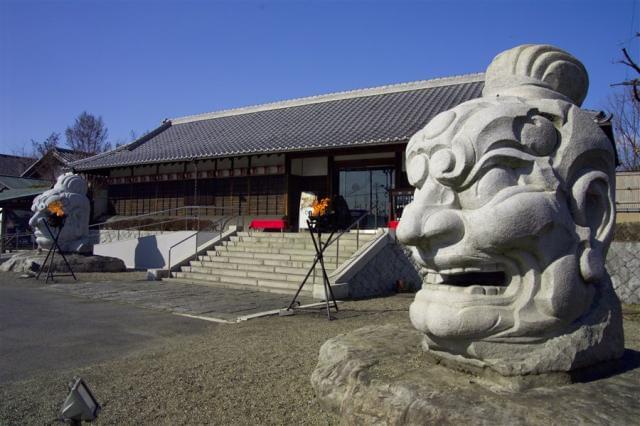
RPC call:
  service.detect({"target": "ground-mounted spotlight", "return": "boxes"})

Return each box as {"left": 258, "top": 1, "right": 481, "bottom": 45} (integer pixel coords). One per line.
{"left": 60, "top": 377, "right": 101, "bottom": 424}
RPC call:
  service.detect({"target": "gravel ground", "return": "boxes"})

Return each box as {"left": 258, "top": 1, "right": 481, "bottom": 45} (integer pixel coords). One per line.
{"left": 1, "top": 272, "right": 638, "bottom": 425}
{"left": 0, "top": 273, "right": 414, "bottom": 425}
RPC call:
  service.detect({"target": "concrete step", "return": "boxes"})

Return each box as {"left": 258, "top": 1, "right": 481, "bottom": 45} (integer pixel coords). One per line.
{"left": 169, "top": 273, "right": 312, "bottom": 297}
{"left": 229, "top": 235, "right": 376, "bottom": 246}
{"left": 187, "top": 263, "right": 332, "bottom": 281}
{"left": 205, "top": 250, "right": 351, "bottom": 263}
{"left": 203, "top": 255, "right": 265, "bottom": 265}
{"left": 214, "top": 245, "right": 359, "bottom": 257}
{"left": 288, "top": 253, "right": 350, "bottom": 264}
{"left": 163, "top": 272, "right": 313, "bottom": 297}
{"left": 235, "top": 231, "right": 378, "bottom": 241}
{"left": 191, "top": 259, "right": 336, "bottom": 273}
{"left": 223, "top": 240, "right": 309, "bottom": 250}
{"left": 223, "top": 240, "right": 366, "bottom": 252}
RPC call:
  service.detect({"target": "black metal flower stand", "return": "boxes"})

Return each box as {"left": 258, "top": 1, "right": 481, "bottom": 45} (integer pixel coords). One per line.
{"left": 36, "top": 216, "right": 77, "bottom": 283}
{"left": 283, "top": 218, "right": 339, "bottom": 320}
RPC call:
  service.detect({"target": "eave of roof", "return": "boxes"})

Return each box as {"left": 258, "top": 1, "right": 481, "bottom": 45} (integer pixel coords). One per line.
{"left": 0, "top": 175, "right": 52, "bottom": 190}
{"left": 0, "top": 187, "right": 48, "bottom": 202}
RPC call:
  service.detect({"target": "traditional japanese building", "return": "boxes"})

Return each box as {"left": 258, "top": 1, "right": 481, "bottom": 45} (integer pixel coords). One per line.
{"left": 71, "top": 74, "right": 486, "bottom": 229}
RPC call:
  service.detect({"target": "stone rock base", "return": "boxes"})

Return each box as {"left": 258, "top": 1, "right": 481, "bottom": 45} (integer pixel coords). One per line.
{"left": 311, "top": 325, "right": 640, "bottom": 424}
{"left": 0, "top": 251, "right": 126, "bottom": 273}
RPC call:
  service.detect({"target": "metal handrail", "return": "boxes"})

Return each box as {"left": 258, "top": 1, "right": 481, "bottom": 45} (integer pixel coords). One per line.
{"left": 167, "top": 215, "right": 242, "bottom": 273}
{"left": 89, "top": 206, "right": 238, "bottom": 242}
{"left": 307, "top": 212, "right": 373, "bottom": 269}
{"left": 89, "top": 206, "right": 237, "bottom": 230}
{"left": 1, "top": 231, "right": 37, "bottom": 252}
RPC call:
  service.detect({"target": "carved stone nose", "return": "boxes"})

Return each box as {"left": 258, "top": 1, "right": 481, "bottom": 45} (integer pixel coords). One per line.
{"left": 396, "top": 203, "right": 425, "bottom": 246}
{"left": 421, "top": 209, "right": 465, "bottom": 246}
{"left": 397, "top": 204, "right": 464, "bottom": 248}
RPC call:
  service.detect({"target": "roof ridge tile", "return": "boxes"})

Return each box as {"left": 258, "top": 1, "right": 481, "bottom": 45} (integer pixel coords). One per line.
{"left": 171, "top": 73, "right": 484, "bottom": 125}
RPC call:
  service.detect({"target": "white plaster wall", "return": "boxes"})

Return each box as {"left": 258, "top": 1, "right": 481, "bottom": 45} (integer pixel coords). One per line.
{"left": 110, "top": 168, "right": 131, "bottom": 177}
{"left": 334, "top": 152, "right": 395, "bottom": 161}
{"left": 217, "top": 158, "right": 232, "bottom": 170}
{"left": 234, "top": 157, "right": 249, "bottom": 168}
{"left": 93, "top": 231, "right": 201, "bottom": 270}
{"left": 291, "top": 157, "right": 327, "bottom": 176}
{"left": 252, "top": 154, "right": 284, "bottom": 166}
{"left": 194, "top": 159, "right": 217, "bottom": 171}
{"left": 133, "top": 165, "right": 156, "bottom": 176}
{"left": 158, "top": 163, "right": 184, "bottom": 174}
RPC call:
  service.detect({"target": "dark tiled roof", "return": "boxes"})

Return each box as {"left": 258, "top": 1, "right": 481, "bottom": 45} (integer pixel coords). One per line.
{"left": 0, "top": 175, "right": 51, "bottom": 190}
{"left": 0, "top": 175, "right": 51, "bottom": 203}
{"left": 54, "top": 147, "right": 93, "bottom": 163}
{"left": 0, "top": 154, "right": 35, "bottom": 177}
{"left": 72, "top": 74, "right": 485, "bottom": 171}
{"left": 20, "top": 147, "right": 93, "bottom": 178}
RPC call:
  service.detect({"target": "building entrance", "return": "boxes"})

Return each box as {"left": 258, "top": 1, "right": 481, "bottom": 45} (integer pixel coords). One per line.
{"left": 338, "top": 168, "right": 394, "bottom": 228}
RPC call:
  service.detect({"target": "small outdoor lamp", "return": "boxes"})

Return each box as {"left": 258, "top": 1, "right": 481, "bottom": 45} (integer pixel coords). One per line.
{"left": 60, "top": 377, "right": 101, "bottom": 424}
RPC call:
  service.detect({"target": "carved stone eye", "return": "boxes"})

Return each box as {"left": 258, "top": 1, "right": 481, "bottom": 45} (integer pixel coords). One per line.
{"left": 407, "top": 154, "right": 429, "bottom": 188}
{"left": 429, "top": 149, "right": 456, "bottom": 179}
{"left": 521, "top": 115, "right": 558, "bottom": 156}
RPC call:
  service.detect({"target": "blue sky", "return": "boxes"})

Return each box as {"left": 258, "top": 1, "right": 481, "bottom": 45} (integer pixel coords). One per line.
{"left": 0, "top": 0, "right": 637, "bottom": 155}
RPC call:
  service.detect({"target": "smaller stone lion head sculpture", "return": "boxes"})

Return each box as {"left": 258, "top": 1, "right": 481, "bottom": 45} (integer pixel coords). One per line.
{"left": 397, "top": 45, "right": 624, "bottom": 376}
{"left": 29, "top": 173, "right": 92, "bottom": 253}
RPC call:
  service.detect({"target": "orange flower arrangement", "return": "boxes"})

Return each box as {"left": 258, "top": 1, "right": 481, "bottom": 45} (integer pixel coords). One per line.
{"left": 311, "top": 197, "right": 331, "bottom": 217}
{"left": 47, "top": 200, "right": 65, "bottom": 217}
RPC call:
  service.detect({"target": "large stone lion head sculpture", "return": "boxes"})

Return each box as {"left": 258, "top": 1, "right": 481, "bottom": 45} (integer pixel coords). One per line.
{"left": 397, "top": 45, "right": 624, "bottom": 375}
{"left": 29, "top": 173, "right": 92, "bottom": 253}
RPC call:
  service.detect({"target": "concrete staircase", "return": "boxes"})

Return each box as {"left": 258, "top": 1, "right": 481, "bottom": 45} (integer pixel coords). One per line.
{"left": 165, "top": 230, "right": 378, "bottom": 297}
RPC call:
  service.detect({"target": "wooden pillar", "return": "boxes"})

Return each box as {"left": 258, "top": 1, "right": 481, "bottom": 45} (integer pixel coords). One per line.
{"left": 284, "top": 153, "right": 291, "bottom": 218}
{"left": 155, "top": 164, "right": 160, "bottom": 213}
{"left": 247, "top": 156, "right": 252, "bottom": 216}
{"left": 327, "top": 155, "right": 335, "bottom": 198}
{"left": 0, "top": 207, "right": 6, "bottom": 254}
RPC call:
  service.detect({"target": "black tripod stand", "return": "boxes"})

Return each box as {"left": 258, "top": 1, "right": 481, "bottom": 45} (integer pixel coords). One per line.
{"left": 36, "top": 217, "right": 77, "bottom": 283}
{"left": 283, "top": 219, "right": 339, "bottom": 320}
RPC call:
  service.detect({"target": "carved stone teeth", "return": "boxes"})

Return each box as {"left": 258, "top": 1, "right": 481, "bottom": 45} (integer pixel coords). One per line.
{"left": 437, "top": 264, "right": 503, "bottom": 275}
{"left": 467, "top": 286, "right": 486, "bottom": 295}
{"left": 486, "top": 287, "right": 498, "bottom": 296}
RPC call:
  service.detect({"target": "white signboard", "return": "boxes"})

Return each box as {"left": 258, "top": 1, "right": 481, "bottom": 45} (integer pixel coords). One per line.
{"left": 298, "top": 192, "right": 317, "bottom": 230}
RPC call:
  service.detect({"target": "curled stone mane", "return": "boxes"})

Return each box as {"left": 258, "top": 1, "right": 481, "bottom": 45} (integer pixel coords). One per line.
{"left": 483, "top": 44, "right": 589, "bottom": 106}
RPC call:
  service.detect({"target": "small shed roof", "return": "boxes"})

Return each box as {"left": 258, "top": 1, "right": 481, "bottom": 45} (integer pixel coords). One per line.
{"left": 0, "top": 154, "right": 35, "bottom": 177}
{"left": 20, "top": 147, "right": 92, "bottom": 178}
{"left": 72, "top": 74, "right": 485, "bottom": 171}
{"left": 0, "top": 175, "right": 51, "bottom": 203}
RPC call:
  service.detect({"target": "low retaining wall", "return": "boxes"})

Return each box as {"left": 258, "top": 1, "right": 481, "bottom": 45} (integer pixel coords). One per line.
{"left": 338, "top": 237, "right": 640, "bottom": 304}
{"left": 345, "top": 242, "right": 421, "bottom": 299}
{"left": 607, "top": 241, "right": 640, "bottom": 304}
{"left": 94, "top": 229, "right": 169, "bottom": 244}
{"left": 330, "top": 232, "right": 422, "bottom": 299}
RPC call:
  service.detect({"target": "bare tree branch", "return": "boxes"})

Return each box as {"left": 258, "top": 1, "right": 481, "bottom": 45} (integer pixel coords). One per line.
{"left": 622, "top": 48, "right": 640, "bottom": 74}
